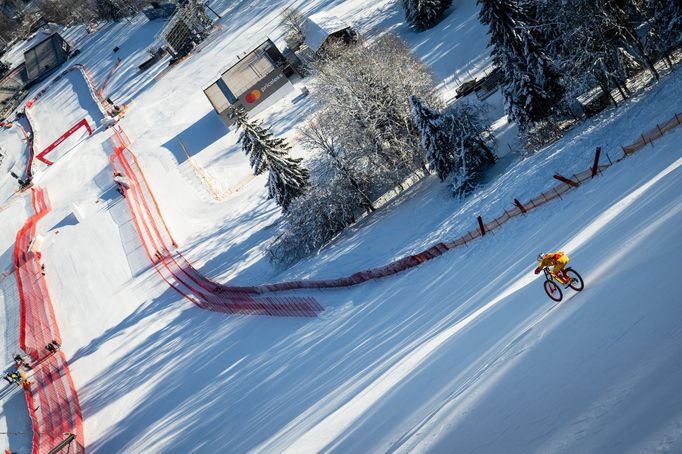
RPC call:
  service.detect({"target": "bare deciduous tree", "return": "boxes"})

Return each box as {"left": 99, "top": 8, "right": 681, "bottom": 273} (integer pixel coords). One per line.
{"left": 280, "top": 7, "right": 306, "bottom": 49}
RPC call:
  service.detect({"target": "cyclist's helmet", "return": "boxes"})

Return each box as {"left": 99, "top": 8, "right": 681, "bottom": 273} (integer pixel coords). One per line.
{"left": 537, "top": 253, "right": 545, "bottom": 262}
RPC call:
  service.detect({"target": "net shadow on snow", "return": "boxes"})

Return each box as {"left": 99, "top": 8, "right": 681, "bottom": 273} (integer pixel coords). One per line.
{"left": 161, "top": 110, "right": 230, "bottom": 164}
{"left": 182, "top": 198, "right": 281, "bottom": 285}
{"left": 77, "top": 285, "right": 318, "bottom": 452}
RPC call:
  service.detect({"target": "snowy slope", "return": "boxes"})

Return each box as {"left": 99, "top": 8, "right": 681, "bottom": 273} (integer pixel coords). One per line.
{"left": 37, "top": 129, "right": 682, "bottom": 453}
{"left": 0, "top": 126, "right": 26, "bottom": 203}
{"left": 0, "top": 0, "right": 681, "bottom": 452}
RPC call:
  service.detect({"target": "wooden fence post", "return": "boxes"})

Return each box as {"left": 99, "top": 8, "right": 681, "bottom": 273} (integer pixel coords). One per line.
{"left": 591, "top": 146, "right": 602, "bottom": 177}
{"left": 514, "top": 198, "right": 527, "bottom": 214}
{"left": 477, "top": 216, "right": 486, "bottom": 236}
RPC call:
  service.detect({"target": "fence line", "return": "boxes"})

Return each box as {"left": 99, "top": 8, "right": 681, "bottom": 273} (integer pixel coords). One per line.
{"left": 110, "top": 129, "right": 323, "bottom": 317}
{"left": 231, "top": 111, "right": 682, "bottom": 293}
{"left": 13, "top": 187, "right": 84, "bottom": 454}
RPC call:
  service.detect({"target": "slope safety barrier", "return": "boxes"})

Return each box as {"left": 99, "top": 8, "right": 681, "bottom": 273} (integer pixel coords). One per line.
{"left": 111, "top": 129, "right": 322, "bottom": 317}
{"left": 14, "top": 187, "right": 84, "bottom": 453}
{"left": 5, "top": 119, "right": 35, "bottom": 182}
{"left": 98, "top": 58, "right": 122, "bottom": 99}
{"left": 35, "top": 118, "right": 93, "bottom": 165}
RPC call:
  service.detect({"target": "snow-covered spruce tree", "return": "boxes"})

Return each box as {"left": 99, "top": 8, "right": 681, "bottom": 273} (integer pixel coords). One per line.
{"left": 446, "top": 102, "right": 496, "bottom": 195}
{"left": 409, "top": 95, "right": 454, "bottom": 180}
{"left": 234, "top": 109, "right": 309, "bottom": 212}
{"left": 595, "top": 0, "right": 660, "bottom": 81}
{"left": 402, "top": 0, "right": 453, "bottom": 31}
{"left": 477, "top": 0, "right": 563, "bottom": 131}
{"left": 640, "top": 0, "right": 682, "bottom": 67}
{"left": 547, "top": 0, "right": 633, "bottom": 107}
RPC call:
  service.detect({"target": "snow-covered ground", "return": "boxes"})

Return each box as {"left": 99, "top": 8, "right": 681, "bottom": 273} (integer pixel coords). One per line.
{"left": 0, "top": 0, "right": 681, "bottom": 452}
{"left": 0, "top": 125, "right": 27, "bottom": 203}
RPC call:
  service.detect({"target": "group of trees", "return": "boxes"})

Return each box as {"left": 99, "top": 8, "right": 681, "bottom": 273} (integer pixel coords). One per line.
{"left": 0, "top": 0, "right": 154, "bottom": 45}
{"left": 410, "top": 96, "right": 495, "bottom": 195}
{"left": 259, "top": 0, "right": 682, "bottom": 266}
{"left": 257, "top": 34, "right": 494, "bottom": 265}
{"left": 401, "top": 0, "right": 680, "bottom": 140}
{"left": 402, "top": 0, "right": 453, "bottom": 31}
{"left": 478, "top": 0, "right": 682, "bottom": 136}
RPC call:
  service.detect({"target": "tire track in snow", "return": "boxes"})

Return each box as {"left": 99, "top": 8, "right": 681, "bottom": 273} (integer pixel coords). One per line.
{"left": 270, "top": 156, "right": 682, "bottom": 453}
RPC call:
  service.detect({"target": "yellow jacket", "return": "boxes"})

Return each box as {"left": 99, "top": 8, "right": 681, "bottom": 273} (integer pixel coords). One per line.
{"left": 535, "top": 251, "right": 568, "bottom": 273}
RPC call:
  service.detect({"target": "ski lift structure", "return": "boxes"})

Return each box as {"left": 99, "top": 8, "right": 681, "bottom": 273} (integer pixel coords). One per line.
{"left": 23, "top": 32, "right": 72, "bottom": 83}
{"left": 156, "top": 0, "right": 213, "bottom": 60}
{"left": 203, "top": 39, "right": 295, "bottom": 126}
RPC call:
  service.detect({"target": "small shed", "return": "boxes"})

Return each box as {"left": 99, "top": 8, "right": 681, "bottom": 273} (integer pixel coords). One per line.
{"left": 203, "top": 39, "right": 293, "bottom": 126}
{"left": 23, "top": 33, "right": 70, "bottom": 82}
{"left": 304, "top": 12, "right": 356, "bottom": 53}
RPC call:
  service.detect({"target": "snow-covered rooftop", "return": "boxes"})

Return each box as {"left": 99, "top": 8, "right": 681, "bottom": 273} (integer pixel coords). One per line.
{"left": 304, "top": 11, "right": 351, "bottom": 52}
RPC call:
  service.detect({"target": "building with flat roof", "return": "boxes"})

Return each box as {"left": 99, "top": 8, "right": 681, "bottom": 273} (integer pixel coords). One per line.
{"left": 204, "top": 39, "right": 293, "bottom": 126}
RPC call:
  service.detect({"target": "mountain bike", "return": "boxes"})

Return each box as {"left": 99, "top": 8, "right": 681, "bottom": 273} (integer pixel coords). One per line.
{"left": 543, "top": 267, "right": 584, "bottom": 302}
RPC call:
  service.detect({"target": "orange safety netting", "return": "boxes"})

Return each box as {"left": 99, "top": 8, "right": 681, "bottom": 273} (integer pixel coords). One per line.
{"left": 14, "top": 188, "right": 84, "bottom": 454}
{"left": 110, "top": 129, "right": 322, "bottom": 317}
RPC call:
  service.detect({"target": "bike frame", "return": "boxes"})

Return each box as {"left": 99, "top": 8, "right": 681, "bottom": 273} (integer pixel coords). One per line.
{"left": 543, "top": 267, "right": 558, "bottom": 283}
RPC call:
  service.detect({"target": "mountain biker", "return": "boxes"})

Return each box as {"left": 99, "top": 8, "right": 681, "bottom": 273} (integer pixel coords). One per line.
{"left": 534, "top": 251, "right": 571, "bottom": 284}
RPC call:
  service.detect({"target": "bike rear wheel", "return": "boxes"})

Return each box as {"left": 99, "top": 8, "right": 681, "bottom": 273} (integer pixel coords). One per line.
{"left": 565, "top": 268, "right": 584, "bottom": 291}
{"left": 544, "top": 280, "right": 563, "bottom": 302}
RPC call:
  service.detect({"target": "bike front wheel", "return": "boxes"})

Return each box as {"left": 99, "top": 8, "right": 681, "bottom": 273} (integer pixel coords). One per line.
{"left": 544, "top": 280, "right": 563, "bottom": 302}
{"left": 565, "top": 268, "right": 584, "bottom": 291}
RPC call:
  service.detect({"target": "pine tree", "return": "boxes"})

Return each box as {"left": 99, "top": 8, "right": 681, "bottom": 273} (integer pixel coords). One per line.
{"left": 95, "top": 0, "right": 126, "bottom": 21}
{"left": 402, "top": 0, "right": 453, "bottom": 31}
{"left": 409, "top": 96, "right": 454, "bottom": 180}
{"left": 545, "top": 0, "right": 629, "bottom": 106}
{"left": 447, "top": 102, "right": 496, "bottom": 194}
{"left": 235, "top": 109, "right": 309, "bottom": 211}
{"left": 640, "top": 0, "right": 682, "bottom": 67}
{"left": 478, "top": 0, "right": 564, "bottom": 130}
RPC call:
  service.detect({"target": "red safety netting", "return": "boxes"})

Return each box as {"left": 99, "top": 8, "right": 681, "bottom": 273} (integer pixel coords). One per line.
{"left": 110, "top": 128, "right": 322, "bottom": 317}
{"left": 97, "top": 58, "right": 123, "bottom": 99}
{"left": 14, "top": 188, "right": 84, "bottom": 454}
{"left": 13, "top": 120, "right": 35, "bottom": 181}
{"left": 35, "top": 118, "right": 93, "bottom": 165}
